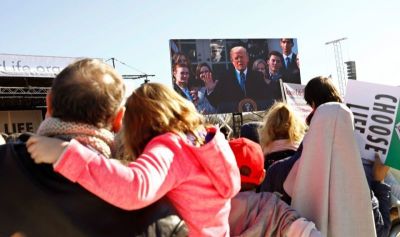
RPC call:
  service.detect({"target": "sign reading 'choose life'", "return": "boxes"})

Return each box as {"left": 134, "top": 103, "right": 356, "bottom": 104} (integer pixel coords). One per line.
{"left": 345, "top": 80, "right": 400, "bottom": 169}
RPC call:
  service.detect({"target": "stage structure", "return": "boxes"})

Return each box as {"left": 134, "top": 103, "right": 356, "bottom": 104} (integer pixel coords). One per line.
{"left": 0, "top": 54, "right": 82, "bottom": 134}
{"left": 107, "top": 58, "right": 155, "bottom": 84}
{"left": 325, "top": 37, "right": 347, "bottom": 97}
{"left": 0, "top": 54, "right": 154, "bottom": 134}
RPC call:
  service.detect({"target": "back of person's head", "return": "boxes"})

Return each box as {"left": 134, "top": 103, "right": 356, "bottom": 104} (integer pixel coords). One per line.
{"left": 258, "top": 102, "right": 307, "bottom": 151}
{"left": 123, "top": 83, "right": 204, "bottom": 159}
{"left": 219, "top": 126, "right": 230, "bottom": 140}
{"left": 50, "top": 58, "right": 125, "bottom": 129}
{"left": 229, "top": 138, "right": 265, "bottom": 191}
{"left": 304, "top": 76, "right": 342, "bottom": 108}
{"left": 240, "top": 122, "right": 262, "bottom": 143}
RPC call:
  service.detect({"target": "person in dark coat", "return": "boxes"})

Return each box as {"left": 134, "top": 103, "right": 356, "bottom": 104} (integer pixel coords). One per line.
{"left": 0, "top": 135, "right": 186, "bottom": 237}
{"left": 0, "top": 58, "right": 187, "bottom": 237}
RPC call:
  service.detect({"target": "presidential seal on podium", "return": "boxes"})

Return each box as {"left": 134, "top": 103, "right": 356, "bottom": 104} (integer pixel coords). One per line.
{"left": 238, "top": 98, "right": 257, "bottom": 112}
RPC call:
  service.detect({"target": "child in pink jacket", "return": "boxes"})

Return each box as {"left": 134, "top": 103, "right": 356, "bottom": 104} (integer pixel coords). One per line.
{"left": 28, "top": 83, "right": 241, "bottom": 237}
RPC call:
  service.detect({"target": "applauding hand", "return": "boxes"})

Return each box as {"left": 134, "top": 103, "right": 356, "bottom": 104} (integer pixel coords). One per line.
{"left": 201, "top": 72, "right": 218, "bottom": 93}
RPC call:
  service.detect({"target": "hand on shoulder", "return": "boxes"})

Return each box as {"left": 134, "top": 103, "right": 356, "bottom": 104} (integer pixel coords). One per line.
{"left": 26, "top": 135, "right": 69, "bottom": 164}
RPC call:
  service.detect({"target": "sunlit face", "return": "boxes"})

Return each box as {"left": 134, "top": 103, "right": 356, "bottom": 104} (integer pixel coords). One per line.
{"left": 280, "top": 39, "right": 293, "bottom": 55}
{"left": 230, "top": 48, "right": 249, "bottom": 71}
{"left": 267, "top": 55, "right": 282, "bottom": 74}
{"left": 256, "top": 62, "right": 266, "bottom": 76}
{"left": 173, "top": 66, "right": 190, "bottom": 86}
{"left": 199, "top": 66, "right": 211, "bottom": 80}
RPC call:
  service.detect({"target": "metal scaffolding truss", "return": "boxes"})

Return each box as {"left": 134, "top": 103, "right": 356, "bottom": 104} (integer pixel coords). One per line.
{"left": 325, "top": 37, "right": 347, "bottom": 97}
{"left": 0, "top": 86, "right": 50, "bottom": 97}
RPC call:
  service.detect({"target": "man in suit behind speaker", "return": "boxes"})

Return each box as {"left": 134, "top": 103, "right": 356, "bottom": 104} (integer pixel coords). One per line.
{"left": 280, "top": 38, "right": 301, "bottom": 84}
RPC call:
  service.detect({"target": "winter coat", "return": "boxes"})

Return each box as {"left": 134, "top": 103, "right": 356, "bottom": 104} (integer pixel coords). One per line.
{"left": 0, "top": 137, "right": 187, "bottom": 237}
{"left": 54, "top": 127, "right": 241, "bottom": 236}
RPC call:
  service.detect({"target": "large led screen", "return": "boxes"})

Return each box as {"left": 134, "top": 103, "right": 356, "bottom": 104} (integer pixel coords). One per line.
{"left": 170, "top": 38, "right": 301, "bottom": 114}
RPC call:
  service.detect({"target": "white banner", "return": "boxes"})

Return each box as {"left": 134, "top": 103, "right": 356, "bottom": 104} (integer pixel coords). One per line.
{"left": 0, "top": 54, "right": 84, "bottom": 78}
{"left": 282, "top": 83, "right": 312, "bottom": 121}
{"left": 345, "top": 80, "right": 400, "bottom": 169}
{"left": 0, "top": 110, "right": 43, "bottom": 134}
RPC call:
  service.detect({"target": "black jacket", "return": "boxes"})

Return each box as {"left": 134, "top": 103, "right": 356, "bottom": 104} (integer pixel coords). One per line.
{"left": 282, "top": 53, "right": 301, "bottom": 84}
{"left": 0, "top": 138, "right": 187, "bottom": 237}
{"left": 363, "top": 162, "right": 391, "bottom": 237}
{"left": 259, "top": 146, "right": 301, "bottom": 204}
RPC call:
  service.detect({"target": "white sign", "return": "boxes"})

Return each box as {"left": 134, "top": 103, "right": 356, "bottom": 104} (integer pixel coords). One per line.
{"left": 282, "top": 83, "right": 312, "bottom": 121}
{"left": 345, "top": 80, "right": 400, "bottom": 169}
{"left": 0, "top": 110, "right": 43, "bottom": 134}
{"left": 0, "top": 54, "right": 83, "bottom": 78}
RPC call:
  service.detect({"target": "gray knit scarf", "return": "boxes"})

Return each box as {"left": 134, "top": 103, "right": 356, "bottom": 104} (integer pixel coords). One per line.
{"left": 37, "top": 117, "right": 115, "bottom": 158}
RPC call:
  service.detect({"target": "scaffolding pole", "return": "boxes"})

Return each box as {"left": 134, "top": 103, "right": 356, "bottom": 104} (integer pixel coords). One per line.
{"left": 325, "top": 37, "right": 347, "bottom": 97}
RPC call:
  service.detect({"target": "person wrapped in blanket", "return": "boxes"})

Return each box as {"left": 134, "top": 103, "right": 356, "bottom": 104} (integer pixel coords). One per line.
{"left": 261, "top": 76, "right": 389, "bottom": 236}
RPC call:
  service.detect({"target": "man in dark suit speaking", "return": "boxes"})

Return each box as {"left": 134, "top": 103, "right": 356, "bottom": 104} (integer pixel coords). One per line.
{"left": 205, "top": 46, "right": 267, "bottom": 113}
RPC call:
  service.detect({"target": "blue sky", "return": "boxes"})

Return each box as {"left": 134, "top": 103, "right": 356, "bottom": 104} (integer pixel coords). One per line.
{"left": 1, "top": 0, "right": 399, "bottom": 93}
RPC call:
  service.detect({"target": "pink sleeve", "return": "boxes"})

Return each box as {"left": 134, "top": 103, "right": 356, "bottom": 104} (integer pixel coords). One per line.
{"left": 54, "top": 139, "right": 178, "bottom": 210}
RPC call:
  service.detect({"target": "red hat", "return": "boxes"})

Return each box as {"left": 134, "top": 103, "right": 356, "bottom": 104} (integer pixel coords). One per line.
{"left": 229, "top": 138, "right": 264, "bottom": 185}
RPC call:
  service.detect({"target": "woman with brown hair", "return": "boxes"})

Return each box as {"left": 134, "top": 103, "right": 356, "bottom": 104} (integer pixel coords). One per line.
{"left": 303, "top": 76, "right": 342, "bottom": 125}
{"left": 190, "top": 62, "right": 217, "bottom": 114}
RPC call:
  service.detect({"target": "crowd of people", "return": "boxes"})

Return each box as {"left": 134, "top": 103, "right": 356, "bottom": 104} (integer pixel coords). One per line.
{"left": 171, "top": 38, "right": 301, "bottom": 114}
{"left": 0, "top": 54, "right": 396, "bottom": 237}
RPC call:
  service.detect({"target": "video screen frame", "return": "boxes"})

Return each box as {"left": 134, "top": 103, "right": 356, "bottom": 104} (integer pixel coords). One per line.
{"left": 170, "top": 38, "right": 301, "bottom": 114}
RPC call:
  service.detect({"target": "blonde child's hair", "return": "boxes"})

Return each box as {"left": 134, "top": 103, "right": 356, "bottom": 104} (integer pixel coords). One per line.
{"left": 123, "top": 83, "right": 205, "bottom": 159}
{"left": 258, "top": 102, "right": 307, "bottom": 151}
